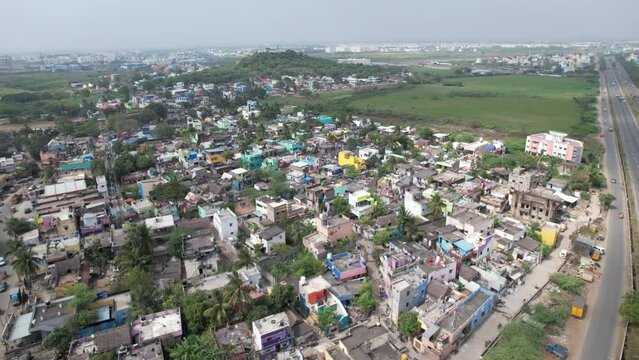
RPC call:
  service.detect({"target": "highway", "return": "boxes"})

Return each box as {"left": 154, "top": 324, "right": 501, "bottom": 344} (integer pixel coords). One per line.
{"left": 579, "top": 58, "right": 636, "bottom": 360}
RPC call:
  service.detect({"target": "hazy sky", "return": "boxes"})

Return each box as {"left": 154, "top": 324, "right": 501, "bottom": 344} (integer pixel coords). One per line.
{"left": 1, "top": 0, "right": 638, "bottom": 53}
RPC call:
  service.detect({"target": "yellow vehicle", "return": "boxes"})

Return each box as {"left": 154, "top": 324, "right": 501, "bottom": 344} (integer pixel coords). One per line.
{"left": 591, "top": 250, "right": 601, "bottom": 261}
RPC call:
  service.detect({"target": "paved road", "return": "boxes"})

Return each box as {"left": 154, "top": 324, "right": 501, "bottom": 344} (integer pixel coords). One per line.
{"left": 579, "top": 58, "right": 634, "bottom": 360}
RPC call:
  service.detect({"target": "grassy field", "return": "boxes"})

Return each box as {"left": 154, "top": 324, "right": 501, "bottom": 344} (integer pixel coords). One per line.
{"left": 270, "top": 74, "right": 598, "bottom": 135}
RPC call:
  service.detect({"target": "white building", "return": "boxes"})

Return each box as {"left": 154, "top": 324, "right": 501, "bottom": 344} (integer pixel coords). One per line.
{"left": 358, "top": 147, "right": 380, "bottom": 161}
{"left": 213, "top": 208, "right": 238, "bottom": 241}
{"left": 96, "top": 175, "right": 108, "bottom": 195}
{"left": 404, "top": 189, "right": 429, "bottom": 217}
{"left": 247, "top": 225, "right": 285, "bottom": 254}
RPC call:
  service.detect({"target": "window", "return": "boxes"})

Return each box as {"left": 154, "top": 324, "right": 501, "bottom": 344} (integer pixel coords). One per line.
{"left": 406, "top": 291, "right": 410, "bottom": 296}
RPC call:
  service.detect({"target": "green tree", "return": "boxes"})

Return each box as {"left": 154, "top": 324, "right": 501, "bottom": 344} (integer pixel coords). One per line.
{"left": 203, "top": 289, "right": 230, "bottom": 328}
{"left": 115, "top": 224, "right": 154, "bottom": 273}
{"left": 271, "top": 283, "right": 297, "bottom": 311}
{"left": 353, "top": 278, "right": 376, "bottom": 314}
{"left": 599, "top": 193, "right": 616, "bottom": 210}
{"left": 84, "top": 242, "right": 109, "bottom": 273}
{"left": 6, "top": 218, "right": 35, "bottom": 236}
{"left": 123, "top": 268, "right": 156, "bottom": 317}
{"left": 91, "top": 159, "right": 106, "bottom": 177}
{"left": 620, "top": 291, "right": 639, "bottom": 324}
{"left": 169, "top": 331, "right": 222, "bottom": 360}
{"left": 234, "top": 247, "right": 256, "bottom": 269}
{"left": 42, "top": 325, "right": 73, "bottom": 356}
{"left": 371, "top": 201, "right": 388, "bottom": 219}
{"left": 344, "top": 165, "right": 360, "bottom": 179}
{"left": 373, "top": 229, "right": 391, "bottom": 246}
{"left": 284, "top": 219, "right": 316, "bottom": 246}
{"left": 398, "top": 311, "right": 421, "bottom": 338}
{"left": 151, "top": 181, "right": 189, "bottom": 202}
{"left": 224, "top": 271, "right": 253, "bottom": 315}
{"left": 12, "top": 246, "right": 39, "bottom": 287}
{"left": 43, "top": 165, "right": 56, "bottom": 184}
{"left": 64, "top": 283, "right": 97, "bottom": 310}
{"left": 5, "top": 238, "right": 26, "bottom": 258}
{"left": 329, "top": 196, "right": 351, "bottom": 217}
{"left": 397, "top": 205, "right": 416, "bottom": 234}
{"left": 317, "top": 306, "right": 337, "bottom": 334}
{"left": 153, "top": 124, "right": 175, "bottom": 139}
{"left": 428, "top": 193, "right": 446, "bottom": 220}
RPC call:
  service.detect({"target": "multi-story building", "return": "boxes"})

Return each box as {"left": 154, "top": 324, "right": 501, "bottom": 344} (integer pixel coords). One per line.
{"left": 252, "top": 312, "right": 294, "bottom": 359}
{"left": 298, "top": 276, "right": 350, "bottom": 332}
{"left": 404, "top": 188, "right": 429, "bottom": 217}
{"left": 389, "top": 271, "right": 429, "bottom": 323}
{"left": 445, "top": 209, "right": 493, "bottom": 236}
{"left": 412, "top": 287, "right": 496, "bottom": 359}
{"left": 338, "top": 150, "right": 365, "bottom": 171}
{"left": 326, "top": 252, "right": 367, "bottom": 282}
{"left": 247, "top": 224, "right": 285, "bottom": 254}
{"left": 213, "top": 208, "right": 238, "bottom": 241}
{"left": 525, "top": 131, "right": 583, "bottom": 163}
{"left": 508, "top": 167, "right": 538, "bottom": 192}
{"left": 256, "top": 195, "right": 304, "bottom": 223}
{"left": 511, "top": 188, "right": 563, "bottom": 223}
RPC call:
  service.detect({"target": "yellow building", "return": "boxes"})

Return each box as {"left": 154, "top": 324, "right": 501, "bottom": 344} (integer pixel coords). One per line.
{"left": 538, "top": 222, "right": 561, "bottom": 248}
{"left": 338, "top": 151, "right": 365, "bottom": 171}
{"left": 205, "top": 152, "right": 226, "bottom": 164}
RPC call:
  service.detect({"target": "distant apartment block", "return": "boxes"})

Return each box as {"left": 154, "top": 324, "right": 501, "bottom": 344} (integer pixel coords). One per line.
{"left": 525, "top": 131, "right": 583, "bottom": 163}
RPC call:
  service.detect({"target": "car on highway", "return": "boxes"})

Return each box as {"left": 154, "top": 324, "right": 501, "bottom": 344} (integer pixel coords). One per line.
{"left": 0, "top": 257, "right": 6, "bottom": 266}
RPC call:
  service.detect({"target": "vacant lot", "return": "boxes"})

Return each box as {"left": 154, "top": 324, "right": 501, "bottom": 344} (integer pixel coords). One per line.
{"left": 271, "top": 74, "right": 598, "bottom": 135}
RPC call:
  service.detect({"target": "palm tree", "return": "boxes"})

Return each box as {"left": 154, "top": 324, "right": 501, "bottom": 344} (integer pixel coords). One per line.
{"left": 203, "top": 290, "right": 229, "bottom": 328}
{"left": 6, "top": 238, "right": 26, "bottom": 259}
{"left": 115, "top": 224, "right": 154, "bottom": 272}
{"left": 397, "top": 205, "right": 416, "bottom": 235}
{"left": 223, "top": 271, "right": 252, "bottom": 315}
{"left": 233, "top": 247, "right": 255, "bottom": 270}
{"left": 12, "top": 246, "right": 39, "bottom": 288}
{"left": 428, "top": 193, "right": 446, "bottom": 220}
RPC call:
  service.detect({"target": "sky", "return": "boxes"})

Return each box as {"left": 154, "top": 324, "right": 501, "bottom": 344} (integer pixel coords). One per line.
{"left": 1, "top": 0, "right": 638, "bottom": 53}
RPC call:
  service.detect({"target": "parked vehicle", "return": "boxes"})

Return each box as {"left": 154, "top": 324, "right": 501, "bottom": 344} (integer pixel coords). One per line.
{"left": 9, "top": 287, "right": 22, "bottom": 305}
{"left": 620, "top": 212, "right": 625, "bottom": 219}
{"left": 545, "top": 343, "right": 569, "bottom": 359}
{"left": 593, "top": 245, "right": 606, "bottom": 255}
{"left": 0, "top": 282, "right": 7, "bottom": 293}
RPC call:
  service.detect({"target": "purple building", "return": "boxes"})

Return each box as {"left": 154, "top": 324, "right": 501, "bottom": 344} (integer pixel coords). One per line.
{"left": 252, "top": 312, "right": 294, "bottom": 359}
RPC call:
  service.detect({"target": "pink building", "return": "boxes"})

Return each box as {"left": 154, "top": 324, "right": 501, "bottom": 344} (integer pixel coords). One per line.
{"left": 525, "top": 131, "right": 583, "bottom": 163}
{"left": 303, "top": 214, "right": 353, "bottom": 259}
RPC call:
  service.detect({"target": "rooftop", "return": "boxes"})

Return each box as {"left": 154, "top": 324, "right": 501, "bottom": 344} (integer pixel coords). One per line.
{"left": 253, "top": 312, "right": 290, "bottom": 335}
{"left": 131, "top": 308, "right": 182, "bottom": 344}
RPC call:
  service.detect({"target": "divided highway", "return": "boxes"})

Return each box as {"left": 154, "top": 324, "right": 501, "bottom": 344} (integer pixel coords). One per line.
{"left": 580, "top": 58, "right": 636, "bottom": 360}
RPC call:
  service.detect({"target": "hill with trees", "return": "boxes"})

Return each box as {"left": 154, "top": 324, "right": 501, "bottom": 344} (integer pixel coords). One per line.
{"left": 171, "top": 50, "right": 401, "bottom": 86}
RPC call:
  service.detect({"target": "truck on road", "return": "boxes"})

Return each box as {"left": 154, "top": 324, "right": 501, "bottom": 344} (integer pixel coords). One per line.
{"left": 545, "top": 343, "right": 568, "bottom": 359}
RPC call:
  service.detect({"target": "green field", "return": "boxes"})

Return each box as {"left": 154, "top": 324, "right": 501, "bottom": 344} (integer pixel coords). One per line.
{"left": 270, "top": 74, "right": 598, "bottom": 135}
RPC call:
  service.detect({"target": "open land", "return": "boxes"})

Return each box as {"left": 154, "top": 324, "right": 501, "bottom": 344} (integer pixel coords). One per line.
{"left": 269, "top": 74, "right": 598, "bottom": 135}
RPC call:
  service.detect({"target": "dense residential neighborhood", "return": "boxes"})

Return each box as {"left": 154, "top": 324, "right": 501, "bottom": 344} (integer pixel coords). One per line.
{"left": 0, "top": 47, "right": 620, "bottom": 360}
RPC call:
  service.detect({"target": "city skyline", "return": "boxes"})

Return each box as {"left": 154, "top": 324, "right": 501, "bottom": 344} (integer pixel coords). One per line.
{"left": 1, "top": 0, "right": 638, "bottom": 53}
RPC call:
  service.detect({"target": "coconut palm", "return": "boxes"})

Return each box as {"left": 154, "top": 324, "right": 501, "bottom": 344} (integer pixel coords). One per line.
{"left": 115, "top": 224, "right": 154, "bottom": 272}
{"left": 397, "top": 205, "right": 416, "bottom": 234}
{"left": 223, "top": 271, "right": 252, "bottom": 315}
{"left": 428, "top": 193, "right": 446, "bottom": 220}
{"left": 203, "top": 289, "right": 229, "bottom": 328}
{"left": 12, "top": 246, "right": 39, "bottom": 288}
{"left": 6, "top": 238, "right": 26, "bottom": 259}
{"left": 234, "top": 247, "right": 255, "bottom": 270}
